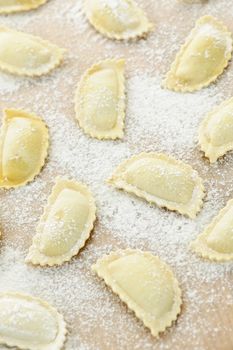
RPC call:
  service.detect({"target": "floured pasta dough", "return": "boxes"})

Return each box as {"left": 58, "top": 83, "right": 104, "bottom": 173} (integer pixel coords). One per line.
{"left": 163, "top": 16, "right": 232, "bottom": 92}
{"left": 0, "top": 109, "right": 49, "bottom": 188}
{"left": 0, "top": 292, "right": 66, "bottom": 350}
{"left": 199, "top": 97, "right": 233, "bottom": 162}
{"left": 75, "top": 58, "right": 125, "bottom": 140}
{"left": 26, "top": 178, "right": 96, "bottom": 266}
{"left": 191, "top": 199, "right": 233, "bottom": 261}
{"left": 108, "top": 152, "right": 205, "bottom": 218}
{"left": 84, "top": 0, "right": 153, "bottom": 40}
{"left": 0, "top": 26, "right": 64, "bottom": 76}
{"left": 0, "top": 0, "right": 48, "bottom": 13}
{"left": 92, "top": 249, "right": 182, "bottom": 337}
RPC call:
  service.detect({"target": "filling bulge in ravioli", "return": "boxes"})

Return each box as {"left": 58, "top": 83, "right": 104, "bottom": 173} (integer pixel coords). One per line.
{"left": 108, "top": 254, "right": 175, "bottom": 318}
{"left": 0, "top": 298, "right": 57, "bottom": 344}
{"left": 90, "top": 0, "right": 141, "bottom": 34}
{"left": 108, "top": 153, "right": 205, "bottom": 218}
{"left": 85, "top": 0, "right": 152, "bottom": 40}
{"left": 76, "top": 58, "right": 125, "bottom": 139}
{"left": 0, "top": 292, "right": 66, "bottom": 350}
{"left": 39, "top": 189, "right": 89, "bottom": 257}
{"left": 93, "top": 250, "right": 182, "bottom": 337}
{"left": 199, "top": 97, "right": 233, "bottom": 162}
{"left": 84, "top": 68, "right": 118, "bottom": 131}
{"left": 125, "top": 158, "right": 195, "bottom": 204}
{"left": 0, "top": 27, "right": 63, "bottom": 76}
{"left": 26, "top": 178, "right": 96, "bottom": 266}
{"left": 205, "top": 207, "right": 233, "bottom": 254}
{"left": 164, "top": 16, "right": 232, "bottom": 91}
{"left": 0, "top": 0, "right": 47, "bottom": 13}
{"left": 0, "top": 109, "right": 49, "bottom": 188}
{"left": 175, "top": 25, "right": 228, "bottom": 86}
{"left": 0, "top": 32, "right": 51, "bottom": 69}
{"left": 207, "top": 111, "right": 233, "bottom": 147}
{"left": 191, "top": 199, "right": 233, "bottom": 261}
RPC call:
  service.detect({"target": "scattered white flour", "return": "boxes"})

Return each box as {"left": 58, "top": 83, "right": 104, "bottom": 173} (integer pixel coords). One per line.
{"left": 0, "top": 74, "right": 23, "bottom": 94}
{"left": 0, "top": 0, "right": 233, "bottom": 350}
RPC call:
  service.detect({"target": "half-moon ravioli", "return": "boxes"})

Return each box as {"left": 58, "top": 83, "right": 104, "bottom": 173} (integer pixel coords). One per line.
{"left": 163, "top": 16, "right": 232, "bottom": 92}
{"left": 0, "top": 292, "right": 67, "bottom": 350}
{"left": 75, "top": 58, "right": 125, "bottom": 140}
{"left": 26, "top": 178, "right": 96, "bottom": 266}
{"left": 108, "top": 152, "right": 205, "bottom": 218}
{"left": 0, "top": 0, "right": 48, "bottom": 13}
{"left": 84, "top": 0, "right": 153, "bottom": 40}
{"left": 0, "top": 26, "right": 64, "bottom": 76}
{"left": 199, "top": 97, "right": 233, "bottom": 163}
{"left": 92, "top": 249, "right": 182, "bottom": 337}
{"left": 191, "top": 199, "right": 233, "bottom": 261}
{"left": 0, "top": 109, "right": 49, "bottom": 188}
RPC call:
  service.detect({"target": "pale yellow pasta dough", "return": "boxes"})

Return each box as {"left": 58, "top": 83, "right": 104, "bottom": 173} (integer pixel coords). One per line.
{"left": 191, "top": 199, "right": 233, "bottom": 261}
{"left": 92, "top": 249, "right": 182, "bottom": 337}
{"left": 84, "top": 0, "right": 153, "bottom": 40}
{"left": 199, "top": 97, "right": 233, "bottom": 163}
{"left": 0, "top": 292, "right": 66, "bottom": 350}
{"left": 0, "top": 109, "right": 49, "bottom": 188}
{"left": 108, "top": 152, "right": 205, "bottom": 218}
{"left": 75, "top": 58, "right": 125, "bottom": 140}
{"left": 0, "top": 26, "right": 64, "bottom": 76}
{"left": 26, "top": 178, "right": 96, "bottom": 266}
{"left": 163, "top": 16, "right": 232, "bottom": 92}
{"left": 0, "top": 0, "right": 48, "bottom": 13}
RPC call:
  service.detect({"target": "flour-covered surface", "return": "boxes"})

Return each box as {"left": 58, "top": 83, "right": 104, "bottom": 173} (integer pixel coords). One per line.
{"left": 0, "top": 1, "right": 233, "bottom": 349}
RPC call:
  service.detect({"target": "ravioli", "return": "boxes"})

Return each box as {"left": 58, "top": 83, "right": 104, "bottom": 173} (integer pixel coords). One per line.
{"left": 191, "top": 199, "right": 233, "bottom": 261}
{"left": 0, "top": 0, "right": 48, "bottom": 13}
{"left": 84, "top": 0, "right": 153, "bottom": 40}
{"left": 108, "top": 152, "right": 205, "bottom": 218}
{"left": 26, "top": 178, "right": 96, "bottom": 266}
{"left": 0, "top": 292, "right": 66, "bottom": 350}
{"left": 93, "top": 249, "right": 182, "bottom": 337}
{"left": 0, "top": 26, "right": 64, "bottom": 76}
{"left": 199, "top": 97, "right": 233, "bottom": 163}
{"left": 163, "top": 16, "right": 232, "bottom": 92}
{"left": 75, "top": 58, "right": 125, "bottom": 140}
{"left": 0, "top": 109, "right": 49, "bottom": 188}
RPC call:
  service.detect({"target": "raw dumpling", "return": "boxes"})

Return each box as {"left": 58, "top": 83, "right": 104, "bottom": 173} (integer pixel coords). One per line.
{"left": 0, "top": 292, "right": 66, "bottom": 350}
{"left": 84, "top": 0, "right": 153, "bottom": 40}
{"left": 199, "top": 97, "right": 233, "bottom": 162}
{"left": 191, "top": 199, "right": 233, "bottom": 261}
{"left": 0, "top": 109, "right": 49, "bottom": 188}
{"left": 75, "top": 58, "right": 125, "bottom": 140}
{"left": 108, "top": 152, "right": 205, "bottom": 218}
{"left": 0, "top": 0, "right": 48, "bottom": 13}
{"left": 26, "top": 178, "right": 96, "bottom": 266}
{"left": 163, "top": 16, "right": 232, "bottom": 92}
{"left": 0, "top": 26, "right": 64, "bottom": 76}
{"left": 92, "top": 249, "right": 182, "bottom": 337}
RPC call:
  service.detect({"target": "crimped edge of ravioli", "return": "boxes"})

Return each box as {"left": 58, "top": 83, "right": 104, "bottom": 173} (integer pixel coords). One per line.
{"left": 107, "top": 152, "right": 205, "bottom": 218}
{"left": 84, "top": 0, "right": 153, "bottom": 40}
{"left": 0, "top": 26, "right": 64, "bottom": 76}
{"left": 0, "top": 109, "right": 49, "bottom": 189}
{"left": 199, "top": 97, "right": 233, "bottom": 163}
{"left": 92, "top": 249, "right": 182, "bottom": 338}
{"left": 75, "top": 58, "right": 126, "bottom": 140}
{"left": 25, "top": 177, "right": 97, "bottom": 266}
{"left": 0, "top": 291, "right": 67, "bottom": 350}
{"left": 163, "top": 15, "right": 233, "bottom": 92}
{"left": 190, "top": 199, "right": 233, "bottom": 261}
{"left": 0, "top": 0, "right": 48, "bottom": 14}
